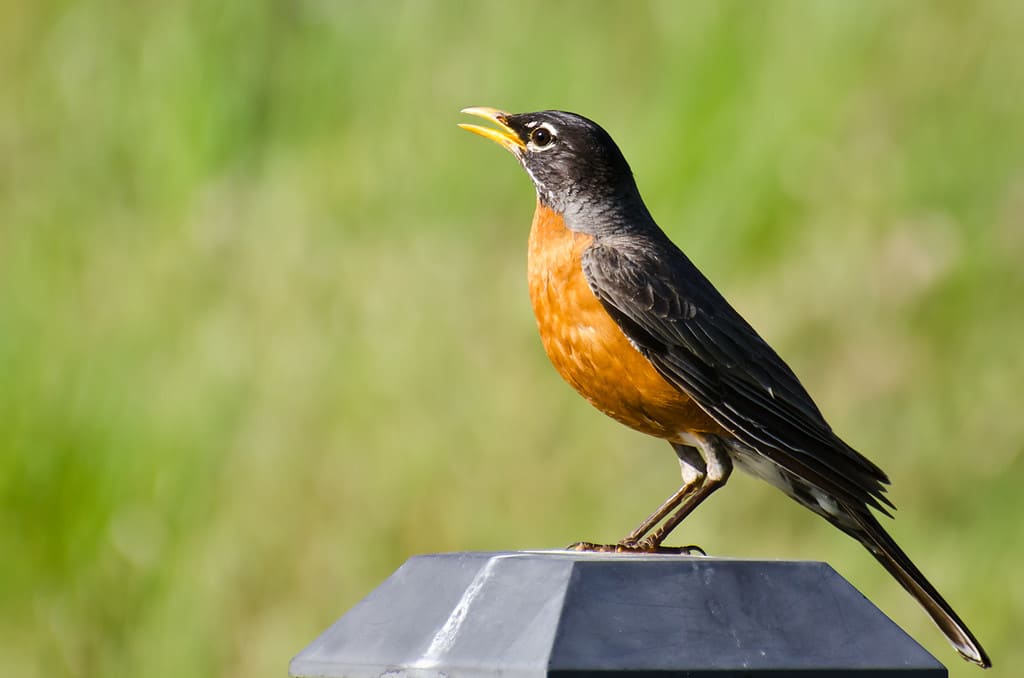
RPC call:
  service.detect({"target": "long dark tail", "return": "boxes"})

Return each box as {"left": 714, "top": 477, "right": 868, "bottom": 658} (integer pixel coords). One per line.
{"left": 844, "top": 506, "right": 991, "bottom": 667}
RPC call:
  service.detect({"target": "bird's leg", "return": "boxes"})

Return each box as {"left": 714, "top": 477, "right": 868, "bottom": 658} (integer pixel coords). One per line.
{"left": 638, "top": 437, "right": 733, "bottom": 549}
{"left": 619, "top": 479, "right": 702, "bottom": 545}
{"left": 568, "top": 445, "right": 705, "bottom": 553}
{"left": 617, "top": 443, "right": 705, "bottom": 546}
{"left": 568, "top": 441, "right": 725, "bottom": 555}
{"left": 567, "top": 483, "right": 705, "bottom": 553}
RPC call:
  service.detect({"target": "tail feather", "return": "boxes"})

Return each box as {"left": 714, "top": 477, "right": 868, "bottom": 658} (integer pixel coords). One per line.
{"left": 731, "top": 445, "right": 989, "bottom": 666}
{"left": 847, "top": 507, "right": 991, "bottom": 668}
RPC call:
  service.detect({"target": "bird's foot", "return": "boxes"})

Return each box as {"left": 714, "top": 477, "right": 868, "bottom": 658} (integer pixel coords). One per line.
{"left": 567, "top": 540, "right": 706, "bottom": 556}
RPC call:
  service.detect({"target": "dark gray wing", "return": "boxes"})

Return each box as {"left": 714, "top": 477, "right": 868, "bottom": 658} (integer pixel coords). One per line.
{"left": 582, "top": 235, "right": 893, "bottom": 514}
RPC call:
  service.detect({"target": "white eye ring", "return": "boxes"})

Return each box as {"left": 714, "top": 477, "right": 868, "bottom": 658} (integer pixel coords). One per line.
{"left": 527, "top": 124, "right": 557, "bottom": 151}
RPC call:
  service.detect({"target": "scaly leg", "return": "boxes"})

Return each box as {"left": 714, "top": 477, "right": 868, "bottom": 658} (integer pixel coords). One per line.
{"left": 638, "top": 436, "right": 733, "bottom": 549}
{"left": 568, "top": 439, "right": 730, "bottom": 554}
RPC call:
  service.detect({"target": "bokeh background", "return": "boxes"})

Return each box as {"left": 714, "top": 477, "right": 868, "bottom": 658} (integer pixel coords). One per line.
{"left": 2, "top": 2, "right": 1022, "bottom": 676}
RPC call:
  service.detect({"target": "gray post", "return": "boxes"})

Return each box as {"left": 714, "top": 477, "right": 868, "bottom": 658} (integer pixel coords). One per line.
{"left": 289, "top": 551, "right": 946, "bottom": 677}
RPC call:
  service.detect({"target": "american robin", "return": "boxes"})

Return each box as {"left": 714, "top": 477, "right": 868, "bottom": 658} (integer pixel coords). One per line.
{"left": 459, "top": 107, "right": 990, "bottom": 668}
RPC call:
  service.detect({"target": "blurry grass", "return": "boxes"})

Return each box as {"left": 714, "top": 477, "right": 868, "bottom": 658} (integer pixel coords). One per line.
{"left": 1, "top": 2, "right": 1023, "bottom": 677}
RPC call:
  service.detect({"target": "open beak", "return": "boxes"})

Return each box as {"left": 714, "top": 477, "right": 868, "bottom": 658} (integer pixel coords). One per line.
{"left": 459, "top": 107, "right": 526, "bottom": 153}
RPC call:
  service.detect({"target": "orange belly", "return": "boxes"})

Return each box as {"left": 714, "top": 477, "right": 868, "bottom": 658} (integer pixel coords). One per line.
{"left": 527, "top": 202, "right": 725, "bottom": 442}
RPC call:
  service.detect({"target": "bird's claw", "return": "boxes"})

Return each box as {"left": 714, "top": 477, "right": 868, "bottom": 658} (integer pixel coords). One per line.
{"left": 567, "top": 540, "right": 706, "bottom": 556}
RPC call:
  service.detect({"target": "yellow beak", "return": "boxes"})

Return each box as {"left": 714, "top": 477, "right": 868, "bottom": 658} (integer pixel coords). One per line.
{"left": 459, "top": 107, "right": 526, "bottom": 152}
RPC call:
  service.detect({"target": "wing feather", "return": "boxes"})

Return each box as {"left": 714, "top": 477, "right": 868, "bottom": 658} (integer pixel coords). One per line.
{"left": 582, "top": 235, "right": 893, "bottom": 513}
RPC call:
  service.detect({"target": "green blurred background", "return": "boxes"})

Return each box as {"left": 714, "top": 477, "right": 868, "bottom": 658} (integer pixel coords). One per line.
{"left": 2, "top": 1, "right": 1022, "bottom": 676}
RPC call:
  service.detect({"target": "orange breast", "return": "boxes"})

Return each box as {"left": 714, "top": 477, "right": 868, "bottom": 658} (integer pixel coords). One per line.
{"left": 526, "top": 202, "right": 725, "bottom": 442}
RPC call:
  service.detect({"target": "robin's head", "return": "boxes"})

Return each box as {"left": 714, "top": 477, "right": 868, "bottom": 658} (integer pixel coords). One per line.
{"left": 460, "top": 107, "right": 647, "bottom": 234}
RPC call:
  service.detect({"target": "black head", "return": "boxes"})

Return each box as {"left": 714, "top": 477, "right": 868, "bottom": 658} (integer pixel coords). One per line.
{"left": 460, "top": 108, "right": 649, "bottom": 235}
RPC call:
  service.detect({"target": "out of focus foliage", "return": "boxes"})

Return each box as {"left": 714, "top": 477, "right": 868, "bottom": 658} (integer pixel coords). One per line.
{"left": 1, "top": 3, "right": 1021, "bottom": 677}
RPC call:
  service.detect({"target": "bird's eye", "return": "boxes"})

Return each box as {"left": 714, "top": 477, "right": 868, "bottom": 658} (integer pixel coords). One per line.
{"left": 530, "top": 126, "right": 554, "bottom": 148}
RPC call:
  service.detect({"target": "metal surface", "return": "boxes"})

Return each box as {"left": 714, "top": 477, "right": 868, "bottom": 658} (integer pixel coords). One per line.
{"left": 289, "top": 551, "right": 946, "bottom": 677}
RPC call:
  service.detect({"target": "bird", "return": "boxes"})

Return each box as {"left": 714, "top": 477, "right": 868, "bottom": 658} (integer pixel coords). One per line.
{"left": 459, "top": 106, "right": 990, "bottom": 668}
